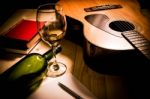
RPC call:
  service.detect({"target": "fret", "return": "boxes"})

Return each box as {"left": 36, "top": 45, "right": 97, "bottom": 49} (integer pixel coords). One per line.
{"left": 122, "top": 31, "right": 150, "bottom": 60}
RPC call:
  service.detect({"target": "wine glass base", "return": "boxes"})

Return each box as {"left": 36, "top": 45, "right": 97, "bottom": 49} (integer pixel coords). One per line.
{"left": 46, "top": 62, "right": 67, "bottom": 77}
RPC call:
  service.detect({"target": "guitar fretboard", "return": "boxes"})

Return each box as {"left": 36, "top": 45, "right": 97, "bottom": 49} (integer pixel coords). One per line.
{"left": 122, "top": 31, "right": 150, "bottom": 60}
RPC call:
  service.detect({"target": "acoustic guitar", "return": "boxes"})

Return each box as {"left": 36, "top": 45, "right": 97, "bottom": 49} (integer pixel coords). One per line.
{"left": 59, "top": 0, "right": 150, "bottom": 73}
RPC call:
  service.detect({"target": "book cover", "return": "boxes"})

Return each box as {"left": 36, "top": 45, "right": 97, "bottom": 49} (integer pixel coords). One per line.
{"left": 0, "top": 19, "right": 45, "bottom": 50}
{"left": 5, "top": 19, "right": 38, "bottom": 41}
{"left": 2, "top": 40, "right": 40, "bottom": 55}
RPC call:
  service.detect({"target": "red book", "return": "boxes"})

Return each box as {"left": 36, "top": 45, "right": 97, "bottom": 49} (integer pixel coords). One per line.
{"left": 0, "top": 19, "right": 45, "bottom": 50}
{"left": 5, "top": 19, "right": 38, "bottom": 41}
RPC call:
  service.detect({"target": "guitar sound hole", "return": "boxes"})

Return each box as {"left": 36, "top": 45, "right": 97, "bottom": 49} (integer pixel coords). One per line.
{"left": 109, "top": 21, "right": 135, "bottom": 32}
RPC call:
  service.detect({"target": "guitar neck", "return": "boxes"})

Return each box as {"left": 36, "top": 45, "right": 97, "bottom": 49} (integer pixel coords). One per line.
{"left": 122, "top": 31, "right": 150, "bottom": 60}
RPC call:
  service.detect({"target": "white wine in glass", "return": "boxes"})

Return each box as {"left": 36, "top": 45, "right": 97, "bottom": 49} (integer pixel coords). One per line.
{"left": 36, "top": 3, "right": 67, "bottom": 77}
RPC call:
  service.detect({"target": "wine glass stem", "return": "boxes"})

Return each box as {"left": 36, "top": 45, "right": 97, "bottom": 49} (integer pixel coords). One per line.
{"left": 52, "top": 46, "right": 60, "bottom": 71}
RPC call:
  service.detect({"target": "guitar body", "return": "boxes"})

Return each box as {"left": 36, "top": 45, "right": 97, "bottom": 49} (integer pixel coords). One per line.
{"left": 59, "top": 0, "right": 150, "bottom": 74}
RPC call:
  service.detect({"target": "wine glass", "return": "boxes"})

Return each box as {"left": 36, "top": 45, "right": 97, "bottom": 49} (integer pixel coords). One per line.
{"left": 36, "top": 3, "right": 67, "bottom": 77}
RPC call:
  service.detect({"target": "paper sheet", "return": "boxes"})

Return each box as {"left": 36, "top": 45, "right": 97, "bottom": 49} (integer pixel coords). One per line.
{"left": 28, "top": 73, "right": 98, "bottom": 99}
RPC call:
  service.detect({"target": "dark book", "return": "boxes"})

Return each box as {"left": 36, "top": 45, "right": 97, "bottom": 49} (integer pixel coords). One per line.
{"left": 0, "top": 19, "right": 45, "bottom": 54}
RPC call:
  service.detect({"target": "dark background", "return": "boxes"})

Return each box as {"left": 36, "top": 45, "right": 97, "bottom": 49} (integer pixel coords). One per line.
{"left": 0, "top": 0, "right": 59, "bottom": 26}
{"left": 138, "top": 0, "right": 150, "bottom": 9}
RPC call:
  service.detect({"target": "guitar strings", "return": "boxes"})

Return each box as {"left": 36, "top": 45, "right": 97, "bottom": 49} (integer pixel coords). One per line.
{"left": 117, "top": 1, "right": 135, "bottom": 33}
{"left": 115, "top": 1, "right": 136, "bottom": 33}
{"left": 96, "top": 0, "right": 134, "bottom": 37}
{"left": 106, "top": 0, "right": 136, "bottom": 34}
{"left": 100, "top": 0, "right": 127, "bottom": 35}
{"left": 114, "top": 0, "right": 136, "bottom": 33}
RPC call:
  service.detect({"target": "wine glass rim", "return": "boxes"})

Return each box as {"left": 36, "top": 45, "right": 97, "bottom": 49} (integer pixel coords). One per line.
{"left": 37, "top": 3, "right": 62, "bottom": 10}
